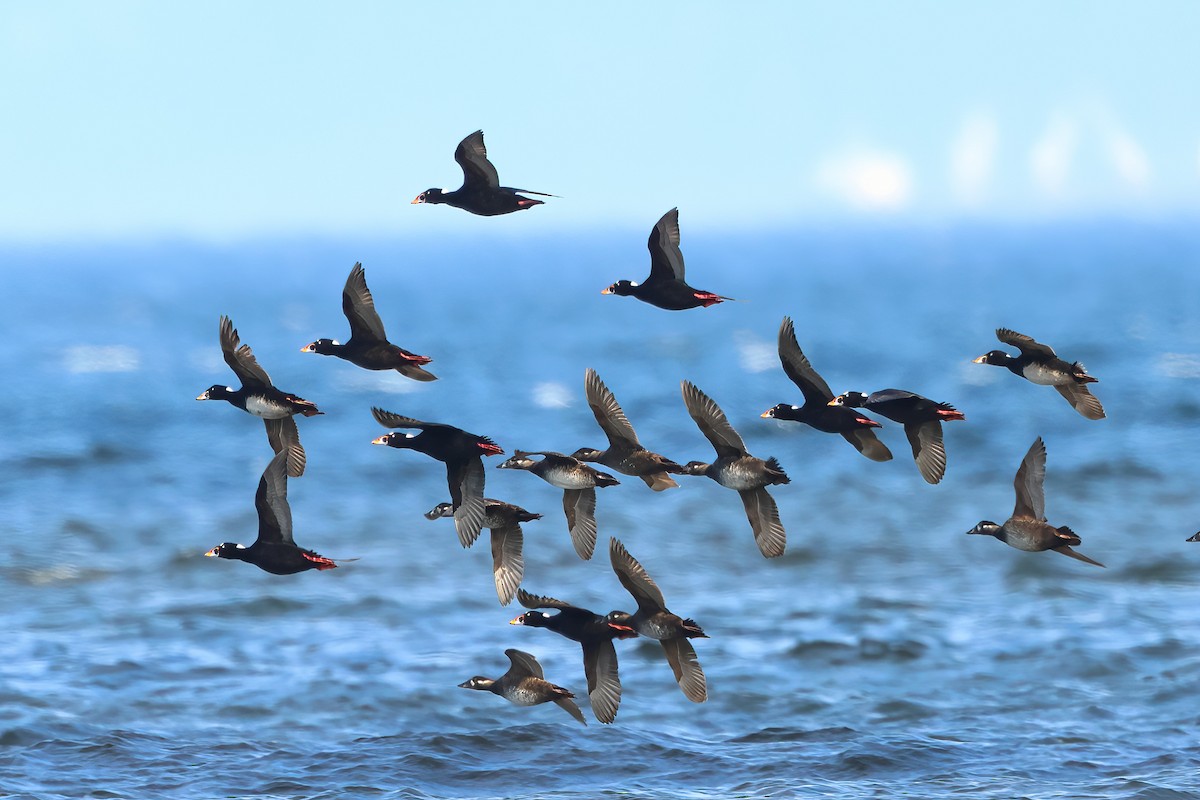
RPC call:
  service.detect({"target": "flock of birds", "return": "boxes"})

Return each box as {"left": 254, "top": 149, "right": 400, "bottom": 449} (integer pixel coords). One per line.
{"left": 195, "top": 130, "right": 1115, "bottom": 726}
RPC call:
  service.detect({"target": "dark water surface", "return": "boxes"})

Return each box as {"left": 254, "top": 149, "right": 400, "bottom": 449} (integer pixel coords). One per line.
{"left": 4, "top": 223, "right": 1200, "bottom": 798}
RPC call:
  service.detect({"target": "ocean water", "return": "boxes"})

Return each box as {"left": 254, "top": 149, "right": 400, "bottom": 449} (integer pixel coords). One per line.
{"left": 4, "top": 221, "right": 1200, "bottom": 799}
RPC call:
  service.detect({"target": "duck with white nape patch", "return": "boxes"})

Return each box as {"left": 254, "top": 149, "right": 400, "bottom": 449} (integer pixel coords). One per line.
{"left": 973, "top": 328, "right": 1105, "bottom": 420}
{"left": 412, "top": 130, "right": 554, "bottom": 216}
{"left": 196, "top": 315, "right": 320, "bottom": 478}
{"left": 370, "top": 407, "right": 504, "bottom": 549}
{"left": 496, "top": 451, "right": 618, "bottom": 561}
{"left": 301, "top": 261, "right": 436, "bottom": 382}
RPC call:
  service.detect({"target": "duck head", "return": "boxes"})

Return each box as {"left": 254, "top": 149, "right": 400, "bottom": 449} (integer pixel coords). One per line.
{"left": 424, "top": 502, "right": 454, "bottom": 521}
{"left": 497, "top": 453, "right": 538, "bottom": 470}
{"left": 196, "top": 385, "right": 234, "bottom": 401}
{"left": 457, "top": 676, "right": 495, "bottom": 691}
{"left": 967, "top": 521, "right": 1002, "bottom": 538}
{"left": 301, "top": 338, "right": 340, "bottom": 355}
{"left": 828, "top": 392, "right": 868, "bottom": 408}
{"left": 601, "top": 280, "right": 637, "bottom": 296}
{"left": 570, "top": 447, "right": 603, "bottom": 462}
{"left": 973, "top": 350, "right": 1011, "bottom": 366}
{"left": 412, "top": 188, "right": 446, "bottom": 205}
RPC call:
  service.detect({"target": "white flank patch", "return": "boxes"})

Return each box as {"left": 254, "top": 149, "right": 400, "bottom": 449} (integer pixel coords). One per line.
{"left": 1158, "top": 353, "right": 1200, "bottom": 379}
{"left": 532, "top": 382, "right": 572, "bottom": 409}
{"left": 64, "top": 345, "right": 140, "bottom": 374}
{"left": 815, "top": 149, "right": 913, "bottom": 211}
{"left": 1030, "top": 114, "right": 1077, "bottom": 196}
{"left": 951, "top": 111, "right": 998, "bottom": 206}
{"left": 734, "top": 330, "right": 776, "bottom": 373}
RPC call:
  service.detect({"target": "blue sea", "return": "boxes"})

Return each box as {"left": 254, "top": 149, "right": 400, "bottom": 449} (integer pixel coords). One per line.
{"left": 4, "top": 221, "right": 1200, "bottom": 799}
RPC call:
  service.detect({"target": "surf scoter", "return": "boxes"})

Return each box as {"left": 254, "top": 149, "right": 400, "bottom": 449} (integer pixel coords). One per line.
{"left": 966, "top": 436, "right": 1105, "bottom": 567}
{"left": 302, "top": 262, "right": 436, "bottom": 381}
{"left": 371, "top": 407, "right": 503, "bottom": 547}
{"left": 510, "top": 588, "right": 637, "bottom": 724}
{"left": 196, "top": 315, "right": 319, "bottom": 477}
{"left": 608, "top": 538, "right": 708, "bottom": 703}
{"left": 458, "top": 648, "right": 586, "bottom": 725}
{"left": 412, "top": 130, "right": 553, "bottom": 216}
{"left": 204, "top": 450, "right": 341, "bottom": 575}
{"left": 601, "top": 208, "right": 733, "bottom": 310}
{"left": 680, "top": 380, "right": 789, "bottom": 559}
{"left": 973, "top": 328, "right": 1105, "bottom": 420}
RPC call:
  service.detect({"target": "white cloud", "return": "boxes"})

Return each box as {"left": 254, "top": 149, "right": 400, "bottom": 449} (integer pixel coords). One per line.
{"left": 1104, "top": 127, "right": 1150, "bottom": 190}
{"left": 951, "top": 111, "right": 998, "bottom": 206}
{"left": 1030, "top": 114, "right": 1078, "bottom": 196}
{"left": 64, "top": 345, "right": 140, "bottom": 373}
{"left": 815, "top": 149, "right": 913, "bottom": 211}
{"left": 532, "top": 382, "right": 572, "bottom": 409}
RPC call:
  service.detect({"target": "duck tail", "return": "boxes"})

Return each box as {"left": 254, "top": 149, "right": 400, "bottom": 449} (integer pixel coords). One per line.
{"left": 1072, "top": 362, "right": 1099, "bottom": 383}
{"left": 764, "top": 456, "right": 790, "bottom": 484}
{"left": 936, "top": 403, "right": 965, "bottom": 421}
{"left": 1055, "top": 526, "right": 1082, "bottom": 546}
{"left": 682, "top": 618, "right": 709, "bottom": 638}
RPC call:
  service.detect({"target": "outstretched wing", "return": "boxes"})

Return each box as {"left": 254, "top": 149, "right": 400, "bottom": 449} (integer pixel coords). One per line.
{"left": 646, "top": 207, "right": 685, "bottom": 283}
{"left": 906, "top": 421, "right": 946, "bottom": 485}
{"left": 502, "top": 648, "right": 545, "bottom": 680}
{"left": 777, "top": 316, "right": 834, "bottom": 405}
{"left": 739, "top": 486, "right": 786, "bottom": 558}
{"left": 342, "top": 262, "right": 387, "bottom": 342}
{"left": 996, "top": 328, "right": 1057, "bottom": 358}
{"left": 254, "top": 450, "right": 294, "bottom": 546}
{"left": 1013, "top": 436, "right": 1047, "bottom": 520}
{"left": 449, "top": 458, "right": 486, "bottom": 548}
{"left": 490, "top": 523, "right": 524, "bottom": 606}
{"left": 371, "top": 407, "right": 429, "bottom": 430}
{"left": 660, "top": 638, "right": 707, "bottom": 703}
{"left": 220, "top": 315, "right": 272, "bottom": 388}
{"left": 583, "top": 639, "right": 622, "bottom": 724}
{"left": 609, "top": 537, "right": 666, "bottom": 613}
{"left": 585, "top": 368, "right": 641, "bottom": 449}
{"left": 681, "top": 380, "right": 747, "bottom": 458}
{"left": 455, "top": 130, "right": 500, "bottom": 189}
{"left": 1053, "top": 383, "right": 1106, "bottom": 420}
{"left": 263, "top": 416, "right": 306, "bottom": 478}
{"left": 563, "top": 488, "right": 597, "bottom": 560}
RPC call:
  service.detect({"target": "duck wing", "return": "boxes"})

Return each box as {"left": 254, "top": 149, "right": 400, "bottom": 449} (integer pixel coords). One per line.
{"left": 738, "top": 486, "right": 786, "bottom": 558}
{"left": 454, "top": 129, "right": 500, "bottom": 190}
{"left": 516, "top": 588, "right": 575, "bottom": 612}
{"left": 263, "top": 416, "right": 306, "bottom": 478}
{"left": 681, "top": 380, "right": 747, "bottom": 459}
{"left": 1013, "top": 436, "right": 1047, "bottom": 520}
{"left": 1052, "top": 545, "right": 1106, "bottom": 568}
{"left": 371, "top": 407, "right": 432, "bottom": 430}
{"left": 449, "top": 458, "right": 486, "bottom": 548}
{"left": 490, "top": 522, "right": 524, "bottom": 606}
{"left": 905, "top": 420, "right": 946, "bottom": 484}
{"left": 562, "top": 488, "right": 597, "bottom": 560}
{"left": 996, "top": 328, "right": 1057, "bottom": 359}
{"left": 219, "top": 315, "right": 272, "bottom": 389}
{"left": 502, "top": 648, "right": 544, "bottom": 680}
{"left": 646, "top": 208, "right": 685, "bottom": 283}
{"left": 585, "top": 368, "right": 641, "bottom": 450}
{"left": 1053, "top": 383, "right": 1106, "bottom": 420}
{"left": 553, "top": 696, "right": 588, "bottom": 725}
{"left": 253, "top": 450, "right": 294, "bottom": 546}
{"left": 840, "top": 428, "right": 894, "bottom": 462}
{"left": 660, "top": 638, "right": 707, "bottom": 703}
{"left": 609, "top": 537, "right": 666, "bottom": 613}
{"left": 341, "top": 262, "right": 387, "bottom": 343}
{"left": 583, "top": 639, "right": 622, "bottom": 724}
{"left": 777, "top": 316, "right": 834, "bottom": 405}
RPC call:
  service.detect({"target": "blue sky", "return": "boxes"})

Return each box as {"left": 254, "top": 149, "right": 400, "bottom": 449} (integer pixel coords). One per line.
{"left": 1, "top": 2, "right": 1197, "bottom": 241}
